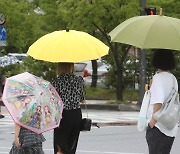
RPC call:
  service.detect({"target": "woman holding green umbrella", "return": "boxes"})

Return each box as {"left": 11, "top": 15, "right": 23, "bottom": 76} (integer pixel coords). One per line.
{"left": 51, "top": 62, "right": 85, "bottom": 154}
{"left": 146, "top": 49, "right": 178, "bottom": 154}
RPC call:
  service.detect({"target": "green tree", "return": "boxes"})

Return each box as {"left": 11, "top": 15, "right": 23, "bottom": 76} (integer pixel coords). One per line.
{"left": 55, "top": 0, "right": 140, "bottom": 100}
{"left": 0, "top": 0, "right": 37, "bottom": 53}
{"left": 0, "top": 0, "right": 61, "bottom": 80}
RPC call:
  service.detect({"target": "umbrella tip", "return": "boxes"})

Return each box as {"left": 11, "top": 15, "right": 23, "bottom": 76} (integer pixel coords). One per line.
{"left": 66, "top": 27, "right": 69, "bottom": 32}
{"left": 159, "top": 8, "right": 163, "bottom": 16}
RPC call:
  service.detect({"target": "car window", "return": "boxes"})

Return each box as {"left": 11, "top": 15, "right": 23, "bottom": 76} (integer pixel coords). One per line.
{"left": 7, "top": 53, "right": 28, "bottom": 61}
{"left": 97, "top": 61, "right": 103, "bottom": 68}
{"left": 74, "top": 63, "right": 87, "bottom": 72}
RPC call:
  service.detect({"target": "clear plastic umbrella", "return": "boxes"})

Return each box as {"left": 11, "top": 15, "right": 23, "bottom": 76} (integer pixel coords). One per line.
{"left": 2, "top": 72, "right": 64, "bottom": 134}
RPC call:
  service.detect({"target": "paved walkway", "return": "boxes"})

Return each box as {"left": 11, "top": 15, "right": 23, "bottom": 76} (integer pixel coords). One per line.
{"left": 0, "top": 105, "right": 139, "bottom": 128}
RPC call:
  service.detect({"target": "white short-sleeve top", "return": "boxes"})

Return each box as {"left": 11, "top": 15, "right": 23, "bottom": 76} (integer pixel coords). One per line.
{"left": 147, "top": 71, "right": 179, "bottom": 137}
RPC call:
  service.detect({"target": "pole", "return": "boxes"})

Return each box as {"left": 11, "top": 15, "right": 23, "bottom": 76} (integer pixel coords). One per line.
{"left": 138, "top": 0, "right": 147, "bottom": 105}
{"left": 0, "top": 13, "right": 6, "bottom": 117}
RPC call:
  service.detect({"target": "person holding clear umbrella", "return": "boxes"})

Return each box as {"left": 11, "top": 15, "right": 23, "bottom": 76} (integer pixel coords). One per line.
{"left": 0, "top": 68, "right": 5, "bottom": 119}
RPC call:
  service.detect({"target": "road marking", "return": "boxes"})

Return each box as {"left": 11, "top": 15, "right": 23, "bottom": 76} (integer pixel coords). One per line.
{"left": 77, "top": 150, "right": 144, "bottom": 154}
{"left": 0, "top": 147, "right": 53, "bottom": 153}
{"left": 77, "top": 151, "right": 143, "bottom": 154}
{"left": 0, "top": 147, "right": 10, "bottom": 149}
{"left": 0, "top": 147, "right": 144, "bottom": 154}
{"left": 0, "top": 115, "right": 14, "bottom": 127}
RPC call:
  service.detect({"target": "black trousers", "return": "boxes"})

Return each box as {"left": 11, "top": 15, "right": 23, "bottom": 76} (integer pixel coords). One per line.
{"left": 54, "top": 108, "right": 82, "bottom": 154}
{"left": 146, "top": 125, "right": 175, "bottom": 154}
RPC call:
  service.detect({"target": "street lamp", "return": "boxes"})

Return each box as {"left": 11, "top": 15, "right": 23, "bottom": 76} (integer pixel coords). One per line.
{"left": 138, "top": 0, "right": 147, "bottom": 105}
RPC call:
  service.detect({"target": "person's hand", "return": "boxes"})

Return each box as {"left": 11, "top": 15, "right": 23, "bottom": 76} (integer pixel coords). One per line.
{"left": 149, "top": 118, "right": 156, "bottom": 128}
{"left": 15, "top": 136, "right": 21, "bottom": 147}
{"left": 149, "top": 79, "right": 152, "bottom": 87}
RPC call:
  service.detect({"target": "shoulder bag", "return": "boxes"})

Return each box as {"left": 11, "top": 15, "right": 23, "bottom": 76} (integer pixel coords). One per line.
{"left": 80, "top": 101, "right": 92, "bottom": 131}
{"left": 153, "top": 76, "right": 180, "bottom": 130}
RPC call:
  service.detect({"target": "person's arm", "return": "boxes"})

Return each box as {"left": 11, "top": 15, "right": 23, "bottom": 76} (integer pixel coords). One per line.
{"left": 149, "top": 103, "right": 162, "bottom": 128}
{"left": 79, "top": 76, "right": 86, "bottom": 104}
{"left": 14, "top": 124, "right": 21, "bottom": 147}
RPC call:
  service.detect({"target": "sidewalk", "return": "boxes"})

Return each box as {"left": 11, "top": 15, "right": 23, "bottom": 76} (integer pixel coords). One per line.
{"left": 0, "top": 100, "right": 139, "bottom": 127}
{"left": 82, "top": 100, "right": 140, "bottom": 111}
{"left": 82, "top": 100, "right": 139, "bottom": 126}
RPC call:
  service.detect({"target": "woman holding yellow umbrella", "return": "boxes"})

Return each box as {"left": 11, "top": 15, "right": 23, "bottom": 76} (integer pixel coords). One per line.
{"left": 51, "top": 62, "right": 85, "bottom": 154}
{"left": 27, "top": 29, "right": 109, "bottom": 154}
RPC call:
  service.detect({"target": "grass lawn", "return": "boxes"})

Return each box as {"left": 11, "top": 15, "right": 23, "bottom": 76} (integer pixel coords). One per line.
{"left": 86, "top": 86, "right": 139, "bottom": 104}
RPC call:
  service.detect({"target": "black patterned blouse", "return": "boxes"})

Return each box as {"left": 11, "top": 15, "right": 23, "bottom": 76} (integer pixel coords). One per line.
{"left": 51, "top": 73, "right": 85, "bottom": 110}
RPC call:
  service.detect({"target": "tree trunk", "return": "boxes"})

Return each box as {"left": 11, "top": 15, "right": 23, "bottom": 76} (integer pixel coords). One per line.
{"left": 91, "top": 22, "right": 128, "bottom": 101}
{"left": 91, "top": 60, "right": 98, "bottom": 88}
{"left": 115, "top": 46, "right": 129, "bottom": 101}
{"left": 116, "top": 63, "right": 123, "bottom": 101}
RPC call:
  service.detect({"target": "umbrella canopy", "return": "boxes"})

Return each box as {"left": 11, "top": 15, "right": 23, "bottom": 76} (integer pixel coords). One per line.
{"left": 27, "top": 29, "right": 109, "bottom": 62}
{"left": 109, "top": 15, "right": 180, "bottom": 51}
{"left": 0, "top": 55, "right": 19, "bottom": 67}
{"left": 2, "top": 72, "right": 63, "bottom": 134}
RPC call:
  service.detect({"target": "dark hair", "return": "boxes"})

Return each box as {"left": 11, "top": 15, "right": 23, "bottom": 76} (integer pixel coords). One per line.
{"left": 151, "top": 49, "right": 176, "bottom": 71}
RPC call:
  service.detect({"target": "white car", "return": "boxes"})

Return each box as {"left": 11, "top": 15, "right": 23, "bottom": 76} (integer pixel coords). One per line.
{"left": 8, "top": 53, "right": 28, "bottom": 63}
{"left": 74, "top": 60, "right": 110, "bottom": 86}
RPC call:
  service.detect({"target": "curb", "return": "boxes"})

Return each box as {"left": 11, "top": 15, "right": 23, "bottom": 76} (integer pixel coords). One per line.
{"left": 92, "top": 121, "right": 137, "bottom": 127}
{"left": 81, "top": 104, "right": 140, "bottom": 111}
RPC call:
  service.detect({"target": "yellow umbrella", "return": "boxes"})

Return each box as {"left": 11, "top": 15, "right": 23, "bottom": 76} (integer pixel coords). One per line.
{"left": 27, "top": 29, "right": 109, "bottom": 62}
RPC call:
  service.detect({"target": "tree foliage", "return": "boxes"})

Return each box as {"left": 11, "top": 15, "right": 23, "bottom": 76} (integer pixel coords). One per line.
{"left": 1, "top": 0, "right": 180, "bottom": 100}
{"left": 54, "top": 0, "right": 140, "bottom": 100}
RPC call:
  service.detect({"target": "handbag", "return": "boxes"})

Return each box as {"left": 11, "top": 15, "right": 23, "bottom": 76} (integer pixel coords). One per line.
{"left": 154, "top": 76, "right": 180, "bottom": 130}
{"left": 80, "top": 118, "right": 92, "bottom": 131}
{"left": 80, "top": 101, "right": 92, "bottom": 131}
{"left": 137, "top": 90, "right": 151, "bottom": 131}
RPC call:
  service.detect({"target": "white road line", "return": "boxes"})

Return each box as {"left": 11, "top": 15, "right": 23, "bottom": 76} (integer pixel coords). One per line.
{"left": 0, "top": 122, "right": 14, "bottom": 125}
{"left": 0, "top": 147, "right": 144, "bottom": 154}
{"left": 76, "top": 150, "right": 144, "bottom": 154}
{"left": 0, "top": 147, "right": 10, "bottom": 149}
{"left": 0, "top": 115, "right": 14, "bottom": 127}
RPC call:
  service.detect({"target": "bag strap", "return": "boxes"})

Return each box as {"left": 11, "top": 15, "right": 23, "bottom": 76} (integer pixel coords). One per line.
{"left": 165, "top": 74, "right": 178, "bottom": 104}
{"left": 83, "top": 100, "right": 89, "bottom": 119}
{"left": 82, "top": 101, "right": 100, "bottom": 128}
{"left": 173, "top": 75, "right": 178, "bottom": 92}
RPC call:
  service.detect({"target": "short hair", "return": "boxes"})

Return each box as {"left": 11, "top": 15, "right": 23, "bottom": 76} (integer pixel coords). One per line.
{"left": 151, "top": 49, "right": 176, "bottom": 71}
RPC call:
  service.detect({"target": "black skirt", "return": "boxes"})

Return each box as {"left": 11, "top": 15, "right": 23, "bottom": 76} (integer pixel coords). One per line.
{"left": 54, "top": 108, "right": 82, "bottom": 154}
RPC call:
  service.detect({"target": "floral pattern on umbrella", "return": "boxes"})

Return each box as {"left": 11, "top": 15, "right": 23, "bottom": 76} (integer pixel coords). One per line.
{"left": 2, "top": 72, "right": 63, "bottom": 134}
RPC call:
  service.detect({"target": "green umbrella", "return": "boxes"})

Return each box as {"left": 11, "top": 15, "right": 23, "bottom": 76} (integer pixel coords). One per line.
{"left": 109, "top": 15, "right": 180, "bottom": 51}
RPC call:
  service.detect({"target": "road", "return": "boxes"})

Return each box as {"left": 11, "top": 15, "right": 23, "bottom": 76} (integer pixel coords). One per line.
{"left": 77, "top": 126, "right": 180, "bottom": 154}
{"left": 1, "top": 123, "right": 180, "bottom": 154}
